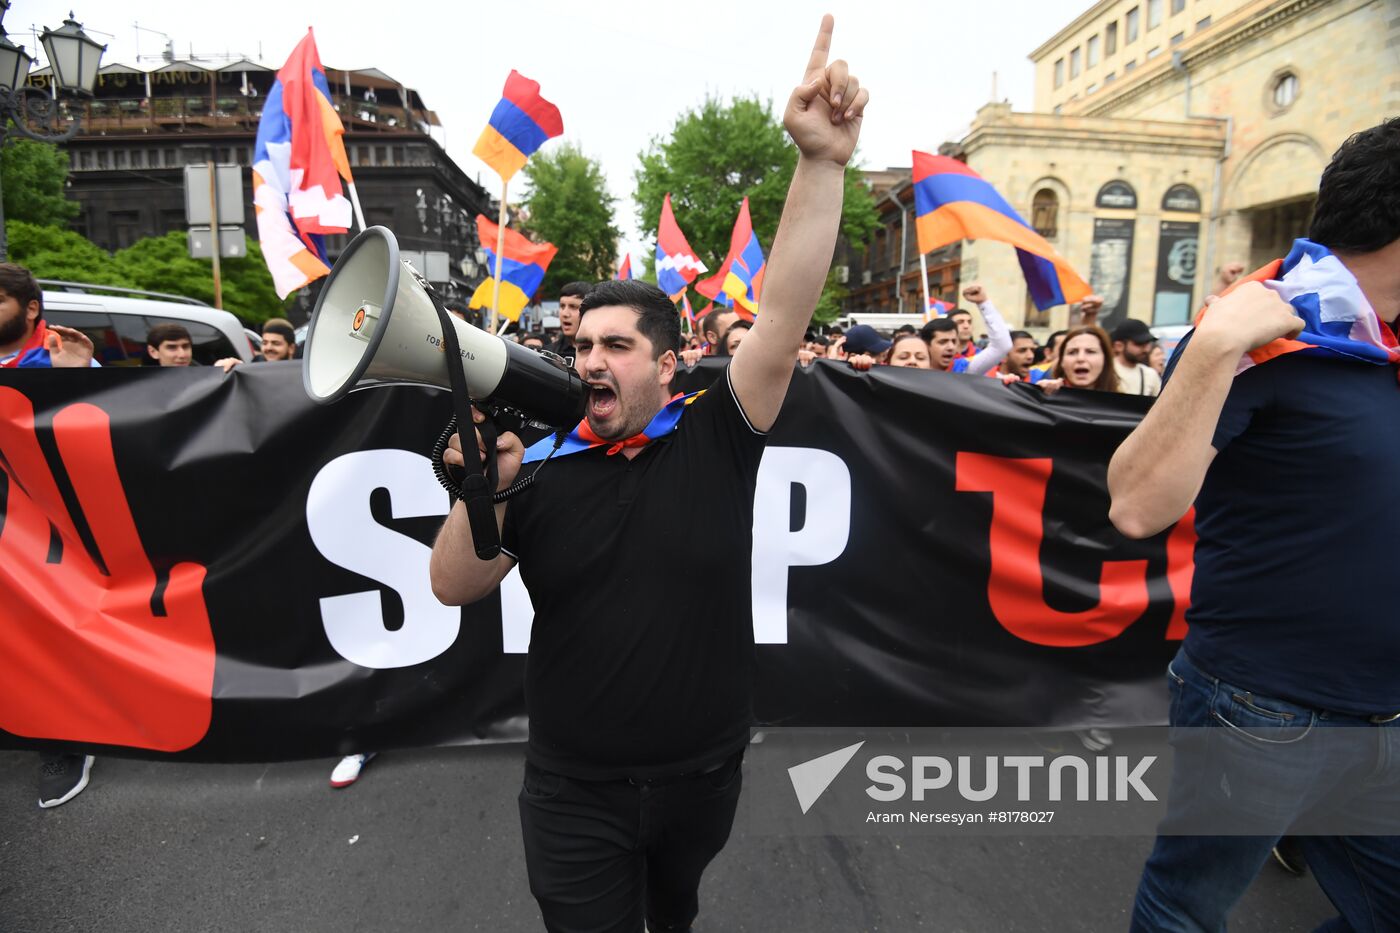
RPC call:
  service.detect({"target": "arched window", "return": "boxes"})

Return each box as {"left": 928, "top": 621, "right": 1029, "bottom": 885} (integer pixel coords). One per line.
{"left": 1032, "top": 189, "right": 1059, "bottom": 239}
{"left": 1272, "top": 72, "right": 1299, "bottom": 110}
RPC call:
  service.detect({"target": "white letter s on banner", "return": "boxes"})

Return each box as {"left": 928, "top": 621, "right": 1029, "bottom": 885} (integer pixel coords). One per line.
{"left": 307, "top": 450, "right": 458, "bottom": 669}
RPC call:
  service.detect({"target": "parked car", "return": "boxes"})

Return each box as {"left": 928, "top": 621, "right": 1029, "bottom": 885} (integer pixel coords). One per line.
{"left": 39, "top": 280, "right": 256, "bottom": 367}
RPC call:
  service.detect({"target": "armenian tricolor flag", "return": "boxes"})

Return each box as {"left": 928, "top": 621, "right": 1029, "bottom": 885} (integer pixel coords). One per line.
{"left": 924, "top": 296, "right": 953, "bottom": 323}
{"left": 472, "top": 71, "right": 563, "bottom": 183}
{"left": 252, "top": 29, "right": 355, "bottom": 299}
{"left": 615, "top": 254, "right": 634, "bottom": 280}
{"left": 655, "top": 194, "right": 707, "bottom": 300}
{"left": 696, "top": 197, "right": 765, "bottom": 318}
{"left": 467, "top": 215, "right": 557, "bottom": 323}
{"left": 912, "top": 151, "right": 1090, "bottom": 311}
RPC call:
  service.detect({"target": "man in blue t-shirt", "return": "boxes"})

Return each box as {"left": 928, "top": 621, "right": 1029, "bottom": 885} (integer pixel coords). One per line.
{"left": 1108, "top": 118, "right": 1400, "bottom": 932}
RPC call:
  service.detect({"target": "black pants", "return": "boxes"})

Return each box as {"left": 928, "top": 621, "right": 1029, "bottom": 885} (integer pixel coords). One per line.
{"left": 517, "top": 750, "right": 744, "bottom": 933}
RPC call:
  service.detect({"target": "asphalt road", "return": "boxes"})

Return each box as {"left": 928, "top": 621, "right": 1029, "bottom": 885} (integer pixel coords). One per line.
{"left": 1, "top": 744, "right": 1335, "bottom": 933}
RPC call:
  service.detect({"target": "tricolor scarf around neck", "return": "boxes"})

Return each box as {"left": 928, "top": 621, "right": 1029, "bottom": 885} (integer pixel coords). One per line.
{"left": 522, "top": 390, "right": 705, "bottom": 463}
{"left": 1196, "top": 239, "right": 1400, "bottom": 378}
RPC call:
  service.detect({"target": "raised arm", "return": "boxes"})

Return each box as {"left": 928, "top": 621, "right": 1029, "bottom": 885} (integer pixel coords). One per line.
{"left": 730, "top": 14, "right": 869, "bottom": 433}
{"left": 1107, "top": 282, "right": 1302, "bottom": 538}
{"left": 961, "top": 284, "right": 1012, "bottom": 376}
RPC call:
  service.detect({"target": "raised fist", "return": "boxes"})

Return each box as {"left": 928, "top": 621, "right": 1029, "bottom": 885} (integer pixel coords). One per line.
{"left": 962, "top": 284, "right": 987, "bottom": 305}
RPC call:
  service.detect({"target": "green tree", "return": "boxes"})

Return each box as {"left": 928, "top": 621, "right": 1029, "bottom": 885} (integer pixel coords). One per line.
{"left": 111, "top": 231, "right": 289, "bottom": 324}
{"left": 633, "top": 96, "right": 878, "bottom": 285}
{"left": 5, "top": 220, "right": 131, "bottom": 286}
{"left": 519, "top": 142, "right": 619, "bottom": 296}
{"left": 0, "top": 136, "right": 81, "bottom": 227}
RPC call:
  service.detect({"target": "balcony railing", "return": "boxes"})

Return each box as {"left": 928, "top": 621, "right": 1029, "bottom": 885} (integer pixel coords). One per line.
{"left": 73, "top": 95, "right": 423, "bottom": 135}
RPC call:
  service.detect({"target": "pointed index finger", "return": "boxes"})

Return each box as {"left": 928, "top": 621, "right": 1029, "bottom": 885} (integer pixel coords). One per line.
{"left": 804, "top": 14, "right": 834, "bottom": 81}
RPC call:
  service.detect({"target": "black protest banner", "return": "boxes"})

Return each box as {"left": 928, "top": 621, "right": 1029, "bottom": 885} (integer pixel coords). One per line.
{"left": 0, "top": 360, "right": 1188, "bottom": 762}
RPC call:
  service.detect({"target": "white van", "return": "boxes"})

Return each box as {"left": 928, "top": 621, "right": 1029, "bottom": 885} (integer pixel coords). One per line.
{"left": 836, "top": 312, "right": 928, "bottom": 333}
{"left": 40, "top": 280, "right": 257, "bottom": 367}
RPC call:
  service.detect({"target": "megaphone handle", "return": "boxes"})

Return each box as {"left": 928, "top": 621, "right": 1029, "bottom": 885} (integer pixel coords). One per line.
{"left": 427, "top": 288, "right": 502, "bottom": 561}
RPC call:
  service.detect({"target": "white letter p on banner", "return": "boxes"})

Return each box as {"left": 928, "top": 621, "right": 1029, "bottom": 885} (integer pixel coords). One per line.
{"left": 750, "top": 447, "right": 851, "bottom": 644}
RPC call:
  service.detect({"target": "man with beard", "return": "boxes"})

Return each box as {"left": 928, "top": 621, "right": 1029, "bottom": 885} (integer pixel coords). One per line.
{"left": 430, "top": 16, "right": 867, "bottom": 931}
{"left": 0, "top": 263, "right": 94, "bottom": 370}
{"left": 1111, "top": 318, "right": 1161, "bottom": 396}
{"left": 546, "top": 281, "right": 591, "bottom": 366}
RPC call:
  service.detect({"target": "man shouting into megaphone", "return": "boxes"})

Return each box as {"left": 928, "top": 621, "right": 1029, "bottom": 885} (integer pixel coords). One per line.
{"left": 430, "top": 16, "right": 868, "bottom": 931}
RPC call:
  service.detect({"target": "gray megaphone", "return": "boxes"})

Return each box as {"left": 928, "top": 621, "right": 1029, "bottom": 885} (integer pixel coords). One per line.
{"left": 302, "top": 225, "right": 586, "bottom": 430}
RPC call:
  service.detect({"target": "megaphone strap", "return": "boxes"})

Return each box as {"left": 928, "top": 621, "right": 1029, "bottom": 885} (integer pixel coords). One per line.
{"left": 427, "top": 285, "right": 502, "bottom": 562}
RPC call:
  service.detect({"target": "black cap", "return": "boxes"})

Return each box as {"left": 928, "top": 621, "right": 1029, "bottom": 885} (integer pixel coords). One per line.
{"left": 844, "top": 324, "right": 893, "bottom": 356}
{"left": 1111, "top": 319, "right": 1156, "bottom": 344}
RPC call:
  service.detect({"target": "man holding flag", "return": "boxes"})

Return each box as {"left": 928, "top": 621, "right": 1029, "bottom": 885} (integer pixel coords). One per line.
{"left": 1108, "top": 117, "right": 1400, "bottom": 932}
{"left": 429, "top": 16, "right": 867, "bottom": 932}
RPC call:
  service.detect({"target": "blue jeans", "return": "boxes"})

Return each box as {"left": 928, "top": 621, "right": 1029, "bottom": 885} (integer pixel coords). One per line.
{"left": 1131, "top": 647, "right": 1400, "bottom": 933}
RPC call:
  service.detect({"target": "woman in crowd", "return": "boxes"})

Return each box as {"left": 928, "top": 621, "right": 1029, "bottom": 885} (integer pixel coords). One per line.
{"left": 1148, "top": 343, "right": 1166, "bottom": 376}
{"left": 721, "top": 320, "right": 752, "bottom": 356}
{"left": 887, "top": 333, "right": 931, "bottom": 368}
{"left": 1038, "top": 326, "right": 1120, "bottom": 392}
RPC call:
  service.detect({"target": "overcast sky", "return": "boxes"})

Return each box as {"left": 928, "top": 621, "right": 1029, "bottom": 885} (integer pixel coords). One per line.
{"left": 17, "top": 0, "right": 1084, "bottom": 264}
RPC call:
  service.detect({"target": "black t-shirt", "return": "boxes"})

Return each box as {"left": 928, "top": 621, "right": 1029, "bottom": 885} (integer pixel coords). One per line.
{"left": 1167, "top": 332, "right": 1400, "bottom": 714}
{"left": 545, "top": 336, "right": 576, "bottom": 368}
{"left": 500, "top": 367, "right": 767, "bottom": 779}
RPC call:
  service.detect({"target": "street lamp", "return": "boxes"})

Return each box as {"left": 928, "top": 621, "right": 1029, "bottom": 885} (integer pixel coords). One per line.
{"left": 40, "top": 15, "right": 104, "bottom": 95}
{"left": 0, "top": 4, "right": 106, "bottom": 259}
{"left": 0, "top": 27, "right": 33, "bottom": 93}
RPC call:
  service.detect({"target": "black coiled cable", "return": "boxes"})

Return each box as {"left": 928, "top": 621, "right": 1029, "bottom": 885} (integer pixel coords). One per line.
{"left": 431, "top": 417, "right": 567, "bottom": 503}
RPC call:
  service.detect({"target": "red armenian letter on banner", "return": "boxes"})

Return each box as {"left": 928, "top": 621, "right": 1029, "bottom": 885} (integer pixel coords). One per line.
{"left": 957, "top": 452, "right": 1158, "bottom": 647}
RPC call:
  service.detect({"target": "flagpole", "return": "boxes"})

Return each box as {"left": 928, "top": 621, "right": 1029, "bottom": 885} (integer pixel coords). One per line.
{"left": 490, "top": 179, "right": 509, "bottom": 332}
{"left": 918, "top": 253, "right": 932, "bottom": 321}
{"left": 346, "top": 182, "right": 367, "bottom": 232}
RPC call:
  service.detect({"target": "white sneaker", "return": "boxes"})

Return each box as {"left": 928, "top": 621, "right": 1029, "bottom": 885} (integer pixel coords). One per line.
{"left": 330, "top": 753, "right": 376, "bottom": 788}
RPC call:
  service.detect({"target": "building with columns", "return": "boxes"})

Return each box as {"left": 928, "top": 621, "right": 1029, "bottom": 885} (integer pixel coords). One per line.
{"left": 947, "top": 0, "right": 1398, "bottom": 335}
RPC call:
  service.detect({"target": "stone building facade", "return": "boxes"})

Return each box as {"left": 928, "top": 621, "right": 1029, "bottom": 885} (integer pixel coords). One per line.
{"left": 952, "top": 0, "right": 1398, "bottom": 335}
{"left": 834, "top": 168, "right": 961, "bottom": 318}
